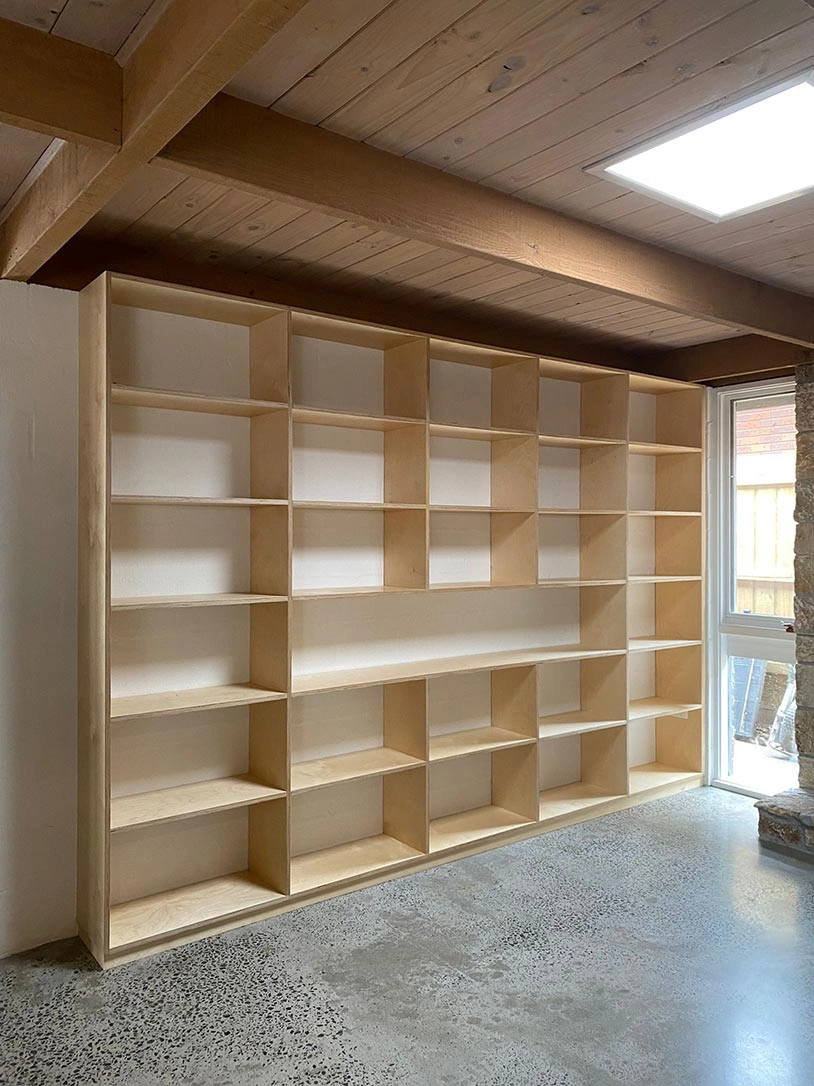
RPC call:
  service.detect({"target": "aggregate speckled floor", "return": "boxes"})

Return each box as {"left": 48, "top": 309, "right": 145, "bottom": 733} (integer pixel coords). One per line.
{"left": 2, "top": 789, "right": 814, "bottom": 1086}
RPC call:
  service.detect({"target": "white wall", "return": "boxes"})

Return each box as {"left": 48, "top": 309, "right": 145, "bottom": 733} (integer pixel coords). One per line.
{"left": 0, "top": 281, "right": 78, "bottom": 957}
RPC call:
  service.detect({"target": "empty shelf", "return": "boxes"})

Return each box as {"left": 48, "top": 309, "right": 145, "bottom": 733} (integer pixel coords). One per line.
{"left": 109, "top": 872, "right": 283, "bottom": 950}
{"left": 628, "top": 638, "right": 702, "bottom": 653}
{"left": 429, "top": 726, "right": 534, "bottom": 761}
{"left": 292, "top": 645, "right": 625, "bottom": 695}
{"left": 112, "top": 593, "right": 286, "bottom": 610}
{"left": 628, "top": 575, "right": 701, "bottom": 584}
{"left": 538, "top": 782, "right": 622, "bottom": 821}
{"left": 629, "top": 441, "right": 702, "bottom": 456}
{"left": 111, "top": 683, "right": 286, "bottom": 720}
{"left": 538, "top": 434, "right": 624, "bottom": 449}
{"left": 294, "top": 407, "right": 421, "bottom": 431}
{"left": 430, "top": 423, "right": 532, "bottom": 441}
{"left": 290, "top": 747, "right": 423, "bottom": 792}
{"left": 112, "top": 495, "right": 285, "bottom": 506}
{"left": 111, "top": 385, "right": 285, "bottom": 417}
{"left": 629, "top": 763, "right": 701, "bottom": 793}
{"left": 628, "top": 698, "right": 702, "bottom": 720}
{"left": 111, "top": 776, "right": 284, "bottom": 831}
{"left": 290, "top": 835, "right": 422, "bottom": 894}
{"left": 538, "top": 712, "right": 626, "bottom": 738}
{"left": 430, "top": 805, "right": 532, "bottom": 852}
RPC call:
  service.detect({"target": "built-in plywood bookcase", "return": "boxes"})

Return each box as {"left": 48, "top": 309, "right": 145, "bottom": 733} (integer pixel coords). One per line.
{"left": 78, "top": 273, "right": 705, "bottom": 967}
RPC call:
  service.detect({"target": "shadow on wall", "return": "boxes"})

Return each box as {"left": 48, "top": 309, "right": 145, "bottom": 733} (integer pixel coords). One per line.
{"left": 0, "top": 281, "right": 79, "bottom": 957}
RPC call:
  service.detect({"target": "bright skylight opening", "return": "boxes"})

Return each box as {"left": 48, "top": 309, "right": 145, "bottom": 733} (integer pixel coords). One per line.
{"left": 600, "top": 77, "right": 814, "bottom": 220}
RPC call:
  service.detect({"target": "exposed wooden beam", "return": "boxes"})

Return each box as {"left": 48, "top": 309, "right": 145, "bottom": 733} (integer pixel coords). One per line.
{"left": 0, "top": 17, "right": 121, "bottom": 146}
{"left": 647, "top": 334, "right": 814, "bottom": 383}
{"left": 34, "top": 236, "right": 640, "bottom": 371}
{"left": 158, "top": 94, "right": 814, "bottom": 349}
{"left": 0, "top": 0, "right": 310, "bottom": 282}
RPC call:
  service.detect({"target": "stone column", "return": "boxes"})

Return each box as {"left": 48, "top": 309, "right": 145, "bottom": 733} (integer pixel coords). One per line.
{"left": 757, "top": 364, "right": 814, "bottom": 857}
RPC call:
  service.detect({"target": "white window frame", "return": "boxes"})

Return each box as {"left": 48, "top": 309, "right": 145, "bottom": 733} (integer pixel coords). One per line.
{"left": 706, "top": 378, "right": 796, "bottom": 795}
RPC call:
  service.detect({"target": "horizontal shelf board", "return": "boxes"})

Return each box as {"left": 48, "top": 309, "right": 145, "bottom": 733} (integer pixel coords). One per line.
{"left": 430, "top": 805, "right": 532, "bottom": 852}
{"left": 111, "top": 593, "right": 286, "bottom": 610}
{"left": 430, "top": 423, "right": 532, "bottom": 441}
{"left": 111, "top": 385, "right": 285, "bottom": 417}
{"left": 294, "top": 501, "right": 423, "bottom": 511}
{"left": 293, "top": 407, "right": 422, "bottom": 431}
{"left": 628, "top": 638, "right": 703, "bottom": 653}
{"left": 111, "top": 683, "right": 286, "bottom": 720}
{"left": 430, "top": 505, "right": 534, "bottom": 514}
{"left": 629, "top": 441, "right": 702, "bottom": 456}
{"left": 628, "top": 509, "right": 702, "bottom": 517}
{"left": 429, "top": 580, "right": 533, "bottom": 591}
{"left": 429, "top": 726, "right": 535, "bottom": 761}
{"left": 110, "top": 275, "right": 281, "bottom": 326}
{"left": 538, "top": 508, "right": 627, "bottom": 516}
{"left": 111, "top": 775, "right": 284, "bottom": 831}
{"left": 628, "top": 698, "right": 702, "bottom": 721}
{"left": 292, "top": 585, "right": 419, "bottom": 600}
{"left": 291, "top": 644, "right": 626, "bottom": 695}
{"left": 538, "top": 712, "right": 626, "bottom": 738}
{"left": 112, "top": 495, "right": 285, "bottom": 507}
{"left": 538, "top": 782, "right": 623, "bottom": 821}
{"left": 538, "top": 433, "right": 624, "bottom": 449}
{"left": 109, "top": 871, "right": 283, "bottom": 950}
{"left": 290, "top": 834, "right": 422, "bottom": 895}
{"left": 628, "top": 575, "right": 702, "bottom": 584}
{"left": 290, "top": 747, "right": 423, "bottom": 792}
{"left": 538, "top": 578, "right": 625, "bottom": 588}
{"left": 629, "top": 763, "right": 702, "bottom": 793}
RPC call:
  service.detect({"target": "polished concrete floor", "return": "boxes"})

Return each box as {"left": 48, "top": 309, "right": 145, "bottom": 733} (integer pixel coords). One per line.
{"left": 2, "top": 788, "right": 813, "bottom": 1086}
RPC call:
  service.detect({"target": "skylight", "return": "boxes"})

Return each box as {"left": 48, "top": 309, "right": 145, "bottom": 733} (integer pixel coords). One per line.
{"left": 596, "top": 77, "right": 814, "bottom": 221}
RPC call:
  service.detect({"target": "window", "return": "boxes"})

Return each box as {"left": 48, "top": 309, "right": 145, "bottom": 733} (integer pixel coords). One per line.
{"left": 709, "top": 380, "right": 797, "bottom": 796}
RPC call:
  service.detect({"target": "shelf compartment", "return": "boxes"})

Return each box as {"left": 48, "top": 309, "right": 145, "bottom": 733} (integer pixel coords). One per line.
{"left": 628, "top": 579, "right": 702, "bottom": 651}
{"left": 429, "top": 744, "right": 537, "bottom": 851}
{"left": 538, "top": 654, "right": 627, "bottom": 738}
{"left": 111, "top": 776, "right": 285, "bottom": 831}
{"left": 290, "top": 768, "right": 427, "bottom": 892}
{"left": 291, "top": 747, "right": 423, "bottom": 792}
{"left": 111, "top": 385, "right": 286, "bottom": 417}
{"left": 629, "top": 380, "right": 703, "bottom": 449}
{"left": 428, "top": 665, "right": 537, "bottom": 762}
{"left": 538, "top": 512, "right": 626, "bottom": 583}
{"left": 111, "top": 593, "right": 286, "bottom": 610}
{"left": 430, "top": 432, "right": 537, "bottom": 511}
{"left": 538, "top": 367, "right": 628, "bottom": 443}
{"left": 628, "top": 449, "right": 702, "bottom": 514}
{"left": 429, "top": 342, "right": 537, "bottom": 432}
{"left": 628, "top": 697, "right": 702, "bottom": 720}
{"left": 538, "top": 443, "right": 627, "bottom": 513}
{"left": 539, "top": 726, "right": 627, "bottom": 821}
{"left": 108, "top": 800, "right": 288, "bottom": 950}
{"left": 429, "top": 726, "right": 534, "bottom": 760}
{"left": 629, "top": 764, "right": 701, "bottom": 793}
{"left": 628, "top": 514, "right": 701, "bottom": 579}
{"left": 111, "top": 683, "right": 285, "bottom": 720}
{"left": 429, "top": 510, "right": 536, "bottom": 589}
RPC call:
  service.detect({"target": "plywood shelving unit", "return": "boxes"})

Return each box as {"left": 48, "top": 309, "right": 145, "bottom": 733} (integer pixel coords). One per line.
{"left": 78, "top": 272, "right": 705, "bottom": 967}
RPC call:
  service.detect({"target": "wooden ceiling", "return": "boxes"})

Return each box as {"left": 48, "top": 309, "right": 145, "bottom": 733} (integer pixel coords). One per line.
{"left": 2, "top": 0, "right": 814, "bottom": 373}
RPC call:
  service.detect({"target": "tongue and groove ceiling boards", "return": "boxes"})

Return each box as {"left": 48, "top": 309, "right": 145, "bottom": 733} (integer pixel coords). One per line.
{"left": 1, "top": 0, "right": 814, "bottom": 377}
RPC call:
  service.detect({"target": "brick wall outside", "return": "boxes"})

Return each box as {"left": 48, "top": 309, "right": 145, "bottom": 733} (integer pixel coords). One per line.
{"left": 736, "top": 402, "right": 796, "bottom": 456}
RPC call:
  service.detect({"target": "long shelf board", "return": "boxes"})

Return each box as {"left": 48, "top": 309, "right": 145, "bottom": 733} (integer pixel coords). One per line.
{"left": 628, "top": 698, "right": 702, "bottom": 721}
{"left": 538, "top": 508, "right": 627, "bottom": 516}
{"left": 290, "top": 834, "right": 422, "bottom": 895}
{"left": 629, "top": 763, "right": 702, "bottom": 794}
{"left": 111, "top": 683, "right": 286, "bottom": 720}
{"left": 109, "top": 871, "right": 283, "bottom": 950}
{"left": 290, "top": 747, "right": 423, "bottom": 792}
{"left": 430, "top": 805, "right": 532, "bottom": 852}
{"left": 429, "top": 726, "right": 535, "bottom": 761}
{"left": 291, "top": 645, "right": 626, "bottom": 695}
{"left": 430, "top": 423, "right": 533, "bottom": 442}
{"left": 628, "top": 638, "right": 703, "bottom": 653}
{"left": 538, "top": 782, "right": 623, "bottom": 821}
{"left": 628, "top": 509, "right": 702, "bottom": 518}
{"left": 538, "top": 433, "right": 625, "bottom": 449}
{"left": 629, "top": 441, "right": 702, "bottom": 456}
{"left": 430, "top": 506, "right": 534, "bottom": 514}
{"left": 112, "top": 593, "right": 286, "bottom": 610}
{"left": 112, "top": 495, "right": 285, "bottom": 507}
{"left": 111, "top": 385, "right": 285, "bottom": 417}
{"left": 293, "top": 407, "right": 422, "bottom": 432}
{"left": 628, "top": 575, "right": 702, "bottom": 584}
{"left": 111, "top": 775, "right": 284, "bottom": 831}
{"left": 538, "top": 578, "right": 625, "bottom": 588}
{"left": 292, "top": 585, "right": 419, "bottom": 600}
{"left": 538, "top": 712, "right": 626, "bottom": 738}
{"left": 294, "top": 501, "right": 424, "bottom": 511}
{"left": 429, "top": 580, "right": 532, "bottom": 591}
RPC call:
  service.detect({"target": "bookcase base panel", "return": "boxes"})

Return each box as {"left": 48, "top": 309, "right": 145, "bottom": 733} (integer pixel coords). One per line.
{"left": 99, "top": 777, "right": 702, "bottom": 967}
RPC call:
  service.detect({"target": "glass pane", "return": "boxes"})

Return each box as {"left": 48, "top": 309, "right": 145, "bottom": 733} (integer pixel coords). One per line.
{"left": 733, "top": 394, "right": 795, "bottom": 618}
{"left": 724, "top": 655, "right": 797, "bottom": 793}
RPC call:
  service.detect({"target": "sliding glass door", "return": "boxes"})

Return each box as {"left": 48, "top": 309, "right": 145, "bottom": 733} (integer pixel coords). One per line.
{"left": 708, "top": 379, "right": 797, "bottom": 796}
